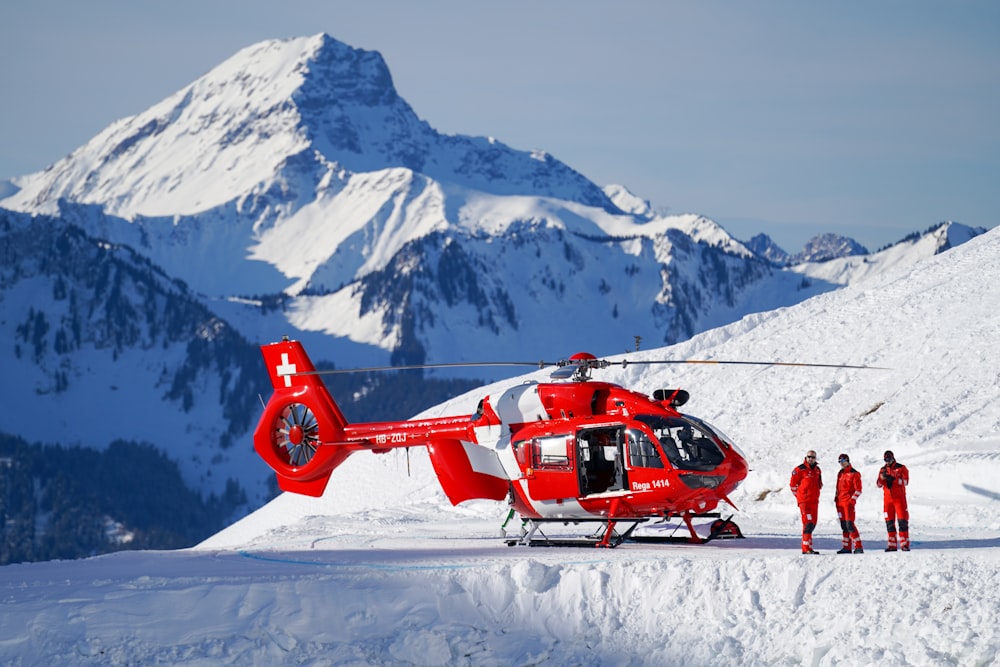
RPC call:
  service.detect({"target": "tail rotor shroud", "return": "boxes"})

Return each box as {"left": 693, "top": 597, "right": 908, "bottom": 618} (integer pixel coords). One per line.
{"left": 275, "top": 403, "right": 319, "bottom": 467}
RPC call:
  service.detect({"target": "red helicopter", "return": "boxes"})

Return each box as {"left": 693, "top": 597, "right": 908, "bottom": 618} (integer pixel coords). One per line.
{"left": 253, "top": 338, "right": 873, "bottom": 547}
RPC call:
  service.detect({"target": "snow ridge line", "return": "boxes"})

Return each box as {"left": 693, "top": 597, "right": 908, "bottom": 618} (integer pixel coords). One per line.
{"left": 236, "top": 549, "right": 673, "bottom": 571}
{"left": 238, "top": 549, "right": 492, "bottom": 571}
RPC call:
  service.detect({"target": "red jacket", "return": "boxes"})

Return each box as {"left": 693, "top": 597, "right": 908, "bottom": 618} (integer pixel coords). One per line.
{"left": 836, "top": 466, "right": 862, "bottom": 505}
{"left": 790, "top": 460, "right": 823, "bottom": 504}
{"left": 877, "top": 462, "right": 908, "bottom": 501}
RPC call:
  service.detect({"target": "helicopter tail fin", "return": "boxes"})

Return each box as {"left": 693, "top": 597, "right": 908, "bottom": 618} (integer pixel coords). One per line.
{"left": 254, "top": 338, "right": 352, "bottom": 497}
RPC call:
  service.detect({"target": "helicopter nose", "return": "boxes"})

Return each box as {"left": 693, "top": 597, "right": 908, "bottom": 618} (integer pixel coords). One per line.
{"left": 724, "top": 454, "right": 749, "bottom": 493}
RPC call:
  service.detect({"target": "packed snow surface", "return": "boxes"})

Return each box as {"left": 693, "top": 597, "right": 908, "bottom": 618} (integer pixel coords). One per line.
{"left": 2, "top": 229, "right": 999, "bottom": 665}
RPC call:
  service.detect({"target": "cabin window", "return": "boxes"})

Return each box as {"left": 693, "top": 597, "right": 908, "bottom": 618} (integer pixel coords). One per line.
{"left": 513, "top": 440, "right": 528, "bottom": 466}
{"left": 530, "top": 435, "right": 572, "bottom": 470}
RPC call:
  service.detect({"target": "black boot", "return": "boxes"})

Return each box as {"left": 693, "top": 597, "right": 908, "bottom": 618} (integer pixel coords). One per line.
{"left": 836, "top": 547, "right": 852, "bottom": 554}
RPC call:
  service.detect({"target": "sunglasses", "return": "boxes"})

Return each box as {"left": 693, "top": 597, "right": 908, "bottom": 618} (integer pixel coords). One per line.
{"left": 838, "top": 459, "right": 849, "bottom": 463}
{"left": 806, "top": 455, "right": 817, "bottom": 460}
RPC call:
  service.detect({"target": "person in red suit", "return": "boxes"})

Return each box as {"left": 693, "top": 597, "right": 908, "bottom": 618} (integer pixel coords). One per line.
{"left": 790, "top": 450, "right": 823, "bottom": 554}
{"left": 877, "top": 450, "right": 910, "bottom": 551}
{"left": 834, "top": 453, "right": 864, "bottom": 554}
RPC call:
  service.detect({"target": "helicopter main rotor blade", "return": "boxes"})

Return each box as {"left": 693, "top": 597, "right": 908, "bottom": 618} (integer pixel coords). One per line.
{"left": 292, "top": 361, "right": 553, "bottom": 376}
{"left": 290, "top": 357, "right": 888, "bottom": 377}
{"left": 611, "top": 359, "right": 889, "bottom": 371}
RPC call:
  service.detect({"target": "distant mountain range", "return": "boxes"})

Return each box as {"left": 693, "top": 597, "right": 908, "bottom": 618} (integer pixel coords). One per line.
{"left": 0, "top": 33, "right": 985, "bottom": 557}
{"left": 744, "top": 231, "right": 869, "bottom": 265}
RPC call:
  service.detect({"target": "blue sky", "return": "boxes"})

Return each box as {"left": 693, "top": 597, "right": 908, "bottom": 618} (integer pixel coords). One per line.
{"left": 1, "top": 1, "right": 997, "bottom": 252}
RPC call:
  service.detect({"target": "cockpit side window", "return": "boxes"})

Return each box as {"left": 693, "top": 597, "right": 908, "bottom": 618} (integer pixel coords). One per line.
{"left": 635, "top": 415, "right": 725, "bottom": 471}
{"left": 626, "top": 429, "right": 664, "bottom": 468}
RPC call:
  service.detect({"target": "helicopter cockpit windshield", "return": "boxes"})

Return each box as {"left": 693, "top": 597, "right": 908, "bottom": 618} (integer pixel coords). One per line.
{"left": 635, "top": 415, "right": 726, "bottom": 471}
{"left": 683, "top": 414, "right": 748, "bottom": 461}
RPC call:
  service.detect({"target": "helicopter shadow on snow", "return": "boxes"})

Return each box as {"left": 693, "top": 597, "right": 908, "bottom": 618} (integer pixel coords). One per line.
{"left": 964, "top": 483, "right": 1000, "bottom": 501}
{"left": 905, "top": 537, "right": 1000, "bottom": 550}
{"left": 709, "top": 535, "right": 1000, "bottom": 552}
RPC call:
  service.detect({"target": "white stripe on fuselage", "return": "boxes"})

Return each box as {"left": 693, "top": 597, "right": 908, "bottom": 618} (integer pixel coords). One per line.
{"left": 470, "top": 382, "right": 603, "bottom": 517}
{"left": 460, "top": 438, "right": 508, "bottom": 479}
{"left": 472, "top": 382, "right": 547, "bottom": 481}
{"left": 494, "top": 382, "right": 546, "bottom": 424}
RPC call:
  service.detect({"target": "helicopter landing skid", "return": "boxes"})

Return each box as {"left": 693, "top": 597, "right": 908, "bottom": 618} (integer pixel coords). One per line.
{"left": 504, "top": 518, "right": 647, "bottom": 548}
{"left": 628, "top": 513, "right": 745, "bottom": 544}
{"left": 504, "top": 514, "right": 744, "bottom": 548}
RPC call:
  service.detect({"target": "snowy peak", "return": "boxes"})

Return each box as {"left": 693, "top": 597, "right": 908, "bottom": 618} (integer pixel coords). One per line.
{"left": 792, "top": 232, "right": 868, "bottom": 264}
{"left": 602, "top": 184, "right": 651, "bottom": 217}
{"left": 2, "top": 34, "right": 612, "bottom": 220}
{"left": 788, "top": 221, "right": 987, "bottom": 290}
{"left": 4, "top": 35, "right": 320, "bottom": 217}
{"left": 744, "top": 232, "right": 868, "bottom": 266}
{"left": 299, "top": 33, "right": 399, "bottom": 108}
{"left": 748, "top": 225, "right": 982, "bottom": 269}
{"left": 924, "top": 220, "right": 984, "bottom": 253}
{"left": 744, "top": 233, "right": 791, "bottom": 265}
{"left": 292, "top": 34, "right": 431, "bottom": 173}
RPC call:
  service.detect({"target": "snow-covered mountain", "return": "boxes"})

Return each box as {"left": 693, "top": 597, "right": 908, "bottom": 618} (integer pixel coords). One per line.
{"left": 788, "top": 221, "right": 983, "bottom": 288}
{"left": 744, "top": 232, "right": 792, "bottom": 265}
{"left": 0, "top": 33, "right": 612, "bottom": 301}
{"left": 2, "top": 219, "right": 997, "bottom": 667}
{"left": 792, "top": 232, "right": 868, "bottom": 264}
{"left": 2, "top": 33, "right": 980, "bottom": 370}
{"left": 0, "top": 208, "right": 267, "bottom": 501}
{"left": 745, "top": 231, "right": 869, "bottom": 266}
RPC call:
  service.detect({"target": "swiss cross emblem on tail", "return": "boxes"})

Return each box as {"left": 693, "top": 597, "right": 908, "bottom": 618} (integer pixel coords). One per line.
{"left": 261, "top": 339, "right": 316, "bottom": 391}
{"left": 276, "top": 353, "right": 296, "bottom": 387}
